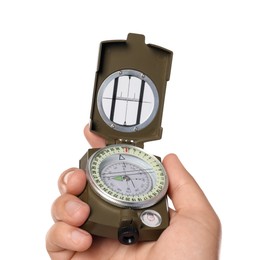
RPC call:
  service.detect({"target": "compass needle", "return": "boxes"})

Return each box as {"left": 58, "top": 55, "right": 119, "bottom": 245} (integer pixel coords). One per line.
{"left": 113, "top": 176, "right": 124, "bottom": 181}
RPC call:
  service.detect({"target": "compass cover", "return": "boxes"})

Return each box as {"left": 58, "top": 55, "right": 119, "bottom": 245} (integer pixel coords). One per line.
{"left": 89, "top": 33, "right": 173, "bottom": 147}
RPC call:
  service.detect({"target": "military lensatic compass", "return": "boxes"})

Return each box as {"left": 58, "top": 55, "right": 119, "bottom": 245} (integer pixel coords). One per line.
{"left": 79, "top": 33, "right": 173, "bottom": 245}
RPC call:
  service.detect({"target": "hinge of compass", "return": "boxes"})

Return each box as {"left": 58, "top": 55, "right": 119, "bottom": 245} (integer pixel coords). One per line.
{"left": 107, "top": 139, "right": 144, "bottom": 149}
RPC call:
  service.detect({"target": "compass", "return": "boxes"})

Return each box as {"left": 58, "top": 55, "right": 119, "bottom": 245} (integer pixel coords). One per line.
{"left": 79, "top": 33, "right": 173, "bottom": 244}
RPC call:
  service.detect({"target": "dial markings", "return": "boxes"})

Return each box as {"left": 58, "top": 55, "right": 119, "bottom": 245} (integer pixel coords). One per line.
{"left": 87, "top": 144, "right": 168, "bottom": 208}
{"left": 119, "top": 154, "right": 125, "bottom": 160}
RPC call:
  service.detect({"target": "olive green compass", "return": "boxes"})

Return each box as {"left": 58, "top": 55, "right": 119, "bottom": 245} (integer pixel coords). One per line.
{"left": 79, "top": 33, "right": 173, "bottom": 245}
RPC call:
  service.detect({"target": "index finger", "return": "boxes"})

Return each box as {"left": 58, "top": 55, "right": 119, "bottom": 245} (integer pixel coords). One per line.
{"left": 58, "top": 168, "right": 87, "bottom": 195}
{"left": 84, "top": 124, "right": 106, "bottom": 148}
{"left": 57, "top": 124, "right": 105, "bottom": 194}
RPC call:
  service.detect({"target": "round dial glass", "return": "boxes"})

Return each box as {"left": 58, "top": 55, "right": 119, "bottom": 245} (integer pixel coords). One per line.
{"left": 87, "top": 144, "right": 168, "bottom": 208}
{"left": 97, "top": 69, "right": 159, "bottom": 133}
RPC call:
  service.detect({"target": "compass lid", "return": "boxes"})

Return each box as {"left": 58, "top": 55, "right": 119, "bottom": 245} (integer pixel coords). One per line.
{"left": 89, "top": 33, "right": 173, "bottom": 147}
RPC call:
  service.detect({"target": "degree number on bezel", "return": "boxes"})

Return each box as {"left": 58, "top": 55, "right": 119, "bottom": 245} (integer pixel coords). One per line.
{"left": 87, "top": 144, "right": 168, "bottom": 208}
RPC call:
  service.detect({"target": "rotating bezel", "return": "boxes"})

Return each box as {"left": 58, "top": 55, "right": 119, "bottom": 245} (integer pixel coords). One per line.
{"left": 86, "top": 144, "right": 168, "bottom": 209}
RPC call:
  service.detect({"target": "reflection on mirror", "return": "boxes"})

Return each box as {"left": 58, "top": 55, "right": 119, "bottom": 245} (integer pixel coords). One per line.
{"left": 97, "top": 70, "right": 158, "bottom": 132}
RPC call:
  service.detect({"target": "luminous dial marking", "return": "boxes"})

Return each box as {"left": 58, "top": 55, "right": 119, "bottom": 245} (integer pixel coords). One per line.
{"left": 87, "top": 144, "right": 168, "bottom": 208}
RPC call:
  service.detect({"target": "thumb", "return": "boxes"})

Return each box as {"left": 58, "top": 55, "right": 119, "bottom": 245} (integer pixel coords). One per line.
{"left": 163, "top": 154, "right": 212, "bottom": 212}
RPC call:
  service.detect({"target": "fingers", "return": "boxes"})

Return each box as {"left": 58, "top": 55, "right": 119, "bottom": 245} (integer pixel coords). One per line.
{"left": 46, "top": 222, "right": 92, "bottom": 256}
{"left": 163, "top": 154, "right": 213, "bottom": 212}
{"left": 47, "top": 124, "right": 104, "bottom": 258}
{"left": 58, "top": 168, "right": 86, "bottom": 195}
{"left": 47, "top": 187, "right": 92, "bottom": 257}
{"left": 57, "top": 123, "right": 105, "bottom": 195}
{"left": 84, "top": 124, "right": 106, "bottom": 148}
{"left": 51, "top": 193, "right": 90, "bottom": 226}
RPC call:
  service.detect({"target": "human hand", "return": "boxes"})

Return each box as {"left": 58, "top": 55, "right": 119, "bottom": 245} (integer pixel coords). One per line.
{"left": 46, "top": 125, "right": 221, "bottom": 260}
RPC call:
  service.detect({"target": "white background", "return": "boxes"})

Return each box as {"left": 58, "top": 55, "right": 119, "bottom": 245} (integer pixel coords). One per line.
{"left": 0, "top": 1, "right": 258, "bottom": 259}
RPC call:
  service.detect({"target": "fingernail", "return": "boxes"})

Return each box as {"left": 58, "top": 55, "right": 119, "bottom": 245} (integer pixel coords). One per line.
{"left": 71, "top": 229, "right": 88, "bottom": 244}
{"left": 65, "top": 200, "right": 84, "bottom": 217}
{"left": 63, "top": 170, "right": 75, "bottom": 184}
{"left": 60, "top": 170, "right": 74, "bottom": 193}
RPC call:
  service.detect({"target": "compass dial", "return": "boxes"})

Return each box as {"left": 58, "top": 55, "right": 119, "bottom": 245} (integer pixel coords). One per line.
{"left": 87, "top": 144, "right": 168, "bottom": 208}
{"left": 101, "top": 160, "right": 153, "bottom": 196}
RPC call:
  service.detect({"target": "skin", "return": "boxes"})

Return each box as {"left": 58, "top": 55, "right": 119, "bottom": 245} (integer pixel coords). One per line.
{"left": 46, "top": 125, "right": 221, "bottom": 260}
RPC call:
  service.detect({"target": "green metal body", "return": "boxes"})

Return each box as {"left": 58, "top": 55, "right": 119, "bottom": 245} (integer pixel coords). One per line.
{"left": 79, "top": 33, "right": 173, "bottom": 244}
